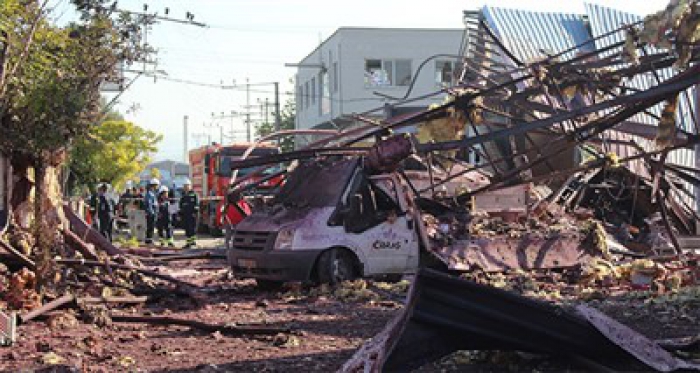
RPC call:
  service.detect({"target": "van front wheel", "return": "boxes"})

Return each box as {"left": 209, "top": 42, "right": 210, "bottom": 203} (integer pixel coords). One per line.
{"left": 317, "top": 248, "right": 356, "bottom": 285}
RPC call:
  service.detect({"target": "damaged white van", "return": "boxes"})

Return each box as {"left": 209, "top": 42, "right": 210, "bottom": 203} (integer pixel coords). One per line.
{"left": 226, "top": 156, "right": 426, "bottom": 288}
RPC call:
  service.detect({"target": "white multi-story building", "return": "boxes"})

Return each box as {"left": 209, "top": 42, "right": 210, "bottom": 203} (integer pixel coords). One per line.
{"left": 294, "top": 28, "right": 464, "bottom": 130}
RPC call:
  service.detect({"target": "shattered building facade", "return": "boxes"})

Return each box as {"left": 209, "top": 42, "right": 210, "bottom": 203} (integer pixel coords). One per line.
{"left": 334, "top": 2, "right": 700, "bottom": 370}
{"left": 464, "top": 4, "right": 700, "bottom": 221}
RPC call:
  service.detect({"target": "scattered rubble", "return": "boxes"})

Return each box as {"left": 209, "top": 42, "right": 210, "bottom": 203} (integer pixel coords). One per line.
{"left": 1, "top": 0, "right": 700, "bottom": 371}
{"left": 282, "top": 279, "right": 410, "bottom": 304}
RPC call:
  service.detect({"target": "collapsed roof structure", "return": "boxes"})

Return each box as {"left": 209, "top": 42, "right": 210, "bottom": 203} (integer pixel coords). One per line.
{"left": 231, "top": 2, "right": 700, "bottom": 255}
{"left": 225, "top": 2, "right": 700, "bottom": 370}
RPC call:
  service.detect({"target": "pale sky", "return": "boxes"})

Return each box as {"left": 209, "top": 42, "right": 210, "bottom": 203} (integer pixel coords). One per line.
{"left": 55, "top": 0, "right": 669, "bottom": 162}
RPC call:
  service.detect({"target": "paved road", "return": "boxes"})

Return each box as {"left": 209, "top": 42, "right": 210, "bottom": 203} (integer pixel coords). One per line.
{"left": 114, "top": 227, "right": 225, "bottom": 250}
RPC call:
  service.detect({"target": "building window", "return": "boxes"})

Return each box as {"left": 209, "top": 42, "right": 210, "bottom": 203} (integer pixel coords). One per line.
{"left": 435, "top": 60, "right": 457, "bottom": 87}
{"left": 297, "top": 85, "right": 303, "bottom": 112}
{"left": 304, "top": 81, "right": 309, "bottom": 108}
{"left": 365, "top": 59, "right": 412, "bottom": 87}
{"left": 311, "top": 77, "right": 316, "bottom": 105}
{"left": 332, "top": 62, "right": 339, "bottom": 92}
{"left": 394, "top": 60, "right": 412, "bottom": 86}
{"left": 320, "top": 71, "right": 330, "bottom": 115}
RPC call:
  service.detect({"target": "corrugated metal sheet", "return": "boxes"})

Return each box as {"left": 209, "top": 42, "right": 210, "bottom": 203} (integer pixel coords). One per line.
{"left": 584, "top": 3, "right": 697, "bottom": 210}
{"left": 481, "top": 6, "right": 594, "bottom": 64}
{"left": 477, "top": 3, "right": 698, "bottom": 212}
{"left": 585, "top": 2, "right": 640, "bottom": 56}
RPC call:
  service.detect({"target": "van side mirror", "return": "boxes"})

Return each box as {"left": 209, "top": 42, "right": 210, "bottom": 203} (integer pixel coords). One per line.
{"left": 204, "top": 154, "right": 211, "bottom": 174}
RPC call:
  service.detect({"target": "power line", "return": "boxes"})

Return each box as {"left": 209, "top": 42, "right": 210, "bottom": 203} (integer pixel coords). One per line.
{"left": 205, "top": 24, "right": 329, "bottom": 34}
{"left": 117, "top": 8, "right": 207, "bottom": 28}
{"left": 133, "top": 73, "right": 389, "bottom": 103}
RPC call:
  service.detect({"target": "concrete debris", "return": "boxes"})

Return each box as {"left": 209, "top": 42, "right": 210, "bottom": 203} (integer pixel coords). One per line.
{"left": 282, "top": 279, "right": 409, "bottom": 304}
{"left": 41, "top": 351, "right": 64, "bottom": 365}
{"left": 46, "top": 311, "right": 79, "bottom": 331}
{"left": 5, "top": 268, "right": 40, "bottom": 311}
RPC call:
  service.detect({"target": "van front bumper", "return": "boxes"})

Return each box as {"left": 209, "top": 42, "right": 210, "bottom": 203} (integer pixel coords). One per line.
{"left": 227, "top": 249, "right": 321, "bottom": 282}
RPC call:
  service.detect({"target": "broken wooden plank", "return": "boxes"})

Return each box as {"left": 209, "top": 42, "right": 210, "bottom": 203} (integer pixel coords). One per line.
{"left": 110, "top": 314, "right": 290, "bottom": 336}
{"left": 61, "top": 228, "right": 99, "bottom": 261}
{"left": 77, "top": 296, "right": 149, "bottom": 305}
{"left": 56, "top": 259, "right": 197, "bottom": 289}
{"left": 19, "top": 294, "right": 75, "bottom": 324}
{"left": 62, "top": 204, "right": 122, "bottom": 256}
{"left": 0, "top": 238, "right": 35, "bottom": 269}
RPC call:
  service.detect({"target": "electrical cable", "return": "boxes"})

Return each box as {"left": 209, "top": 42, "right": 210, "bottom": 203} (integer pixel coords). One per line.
{"left": 133, "top": 72, "right": 383, "bottom": 104}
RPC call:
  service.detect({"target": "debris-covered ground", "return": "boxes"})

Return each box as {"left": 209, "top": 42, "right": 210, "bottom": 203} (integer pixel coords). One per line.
{"left": 1, "top": 251, "right": 699, "bottom": 371}
{"left": 0, "top": 258, "right": 403, "bottom": 372}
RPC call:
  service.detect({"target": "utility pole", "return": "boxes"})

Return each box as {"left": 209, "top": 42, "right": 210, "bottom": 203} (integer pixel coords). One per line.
{"left": 183, "top": 115, "right": 188, "bottom": 162}
{"left": 274, "top": 82, "right": 281, "bottom": 132}
{"left": 259, "top": 100, "right": 265, "bottom": 125}
{"left": 211, "top": 111, "right": 245, "bottom": 142}
{"left": 230, "top": 110, "right": 236, "bottom": 141}
{"left": 205, "top": 114, "right": 225, "bottom": 144}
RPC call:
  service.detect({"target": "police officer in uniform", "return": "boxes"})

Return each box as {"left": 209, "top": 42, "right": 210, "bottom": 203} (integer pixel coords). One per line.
{"left": 179, "top": 179, "right": 199, "bottom": 248}
{"left": 96, "top": 183, "right": 115, "bottom": 242}
{"left": 88, "top": 185, "right": 100, "bottom": 229}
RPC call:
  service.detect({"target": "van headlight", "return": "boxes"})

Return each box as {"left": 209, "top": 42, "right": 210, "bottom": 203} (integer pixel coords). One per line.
{"left": 274, "top": 228, "right": 295, "bottom": 250}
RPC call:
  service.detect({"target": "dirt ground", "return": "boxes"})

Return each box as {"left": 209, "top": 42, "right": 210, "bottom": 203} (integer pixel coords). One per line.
{"left": 4, "top": 261, "right": 699, "bottom": 372}
{"left": 1, "top": 258, "right": 398, "bottom": 372}
{"left": 1, "top": 232, "right": 699, "bottom": 372}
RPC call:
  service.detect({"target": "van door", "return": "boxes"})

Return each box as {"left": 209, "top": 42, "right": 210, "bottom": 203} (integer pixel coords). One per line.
{"left": 343, "top": 175, "right": 418, "bottom": 275}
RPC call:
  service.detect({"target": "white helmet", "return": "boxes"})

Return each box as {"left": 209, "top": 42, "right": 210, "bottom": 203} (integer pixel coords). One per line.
{"left": 149, "top": 178, "right": 160, "bottom": 185}
{"left": 183, "top": 178, "right": 192, "bottom": 186}
{"left": 158, "top": 185, "right": 169, "bottom": 194}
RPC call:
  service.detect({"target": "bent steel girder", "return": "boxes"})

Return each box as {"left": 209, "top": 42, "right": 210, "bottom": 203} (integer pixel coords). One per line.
{"left": 229, "top": 16, "right": 700, "bottom": 215}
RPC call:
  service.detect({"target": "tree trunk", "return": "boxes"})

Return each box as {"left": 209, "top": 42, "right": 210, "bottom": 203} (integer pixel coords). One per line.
{"left": 10, "top": 153, "right": 34, "bottom": 230}
{"left": 32, "top": 163, "right": 51, "bottom": 290}
{"left": 5, "top": 152, "right": 67, "bottom": 292}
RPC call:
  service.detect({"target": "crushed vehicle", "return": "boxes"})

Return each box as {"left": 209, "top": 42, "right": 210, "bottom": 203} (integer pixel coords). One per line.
{"left": 226, "top": 135, "right": 606, "bottom": 287}
{"left": 227, "top": 151, "right": 423, "bottom": 287}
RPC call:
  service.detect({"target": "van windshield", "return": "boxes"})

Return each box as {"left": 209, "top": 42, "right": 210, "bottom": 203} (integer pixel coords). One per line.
{"left": 275, "top": 158, "right": 358, "bottom": 208}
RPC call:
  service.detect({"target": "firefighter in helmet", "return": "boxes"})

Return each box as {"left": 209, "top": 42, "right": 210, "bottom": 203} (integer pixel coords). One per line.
{"left": 179, "top": 178, "right": 199, "bottom": 248}
{"left": 144, "top": 178, "right": 160, "bottom": 245}
{"left": 156, "top": 185, "right": 174, "bottom": 247}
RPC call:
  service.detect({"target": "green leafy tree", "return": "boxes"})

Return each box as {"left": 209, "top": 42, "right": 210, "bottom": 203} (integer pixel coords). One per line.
{"left": 0, "top": 0, "right": 151, "bottom": 275}
{"left": 255, "top": 96, "right": 296, "bottom": 151}
{"left": 69, "top": 119, "right": 162, "bottom": 192}
{"left": 149, "top": 167, "right": 161, "bottom": 180}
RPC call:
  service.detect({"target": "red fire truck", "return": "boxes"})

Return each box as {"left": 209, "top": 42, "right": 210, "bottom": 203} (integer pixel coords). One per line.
{"left": 189, "top": 143, "right": 281, "bottom": 236}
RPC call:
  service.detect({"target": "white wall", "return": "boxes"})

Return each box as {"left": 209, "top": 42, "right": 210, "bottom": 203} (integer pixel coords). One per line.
{"left": 296, "top": 28, "right": 464, "bottom": 129}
